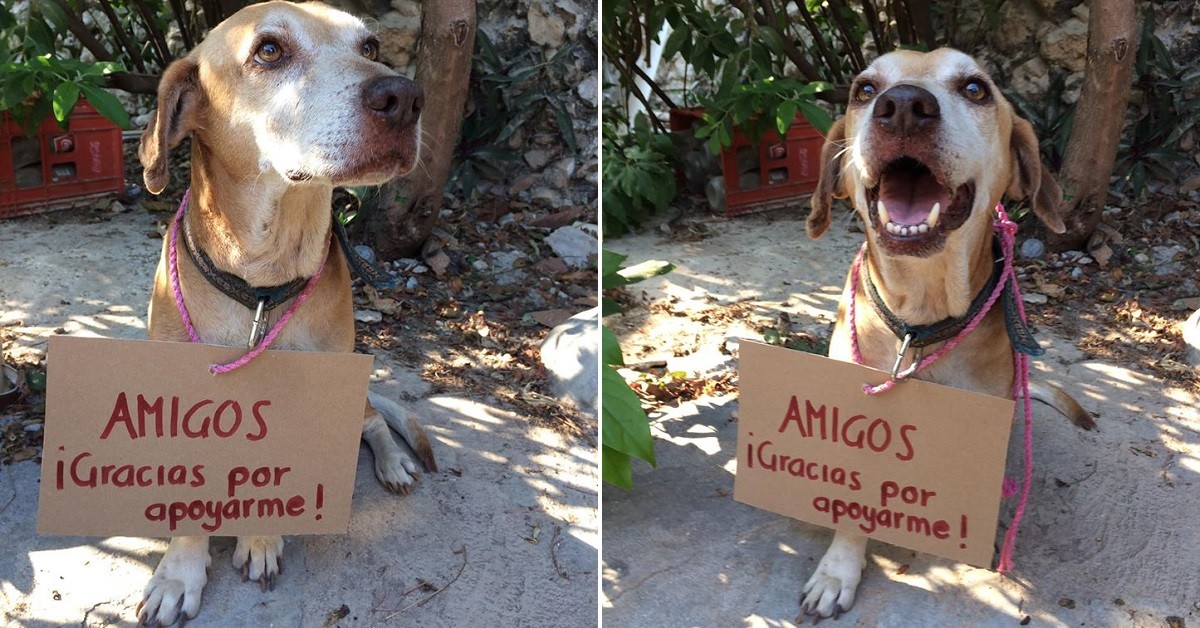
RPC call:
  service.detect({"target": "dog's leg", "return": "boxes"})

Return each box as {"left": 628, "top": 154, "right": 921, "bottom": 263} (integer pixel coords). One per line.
{"left": 137, "top": 536, "right": 211, "bottom": 626}
{"left": 362, "top": 411, "right": 419, "bottom": 494}
{"left": 1029, "top": 380, "right": 1095, "bottom": 430}
{"left": 367, "top": 391, "right": 437, "bottom": 471}
{"left": 231, "top": 535, "right": 284, "bottom": 591}
{"left": 801, "top": 531, "right": 868, "bottom": 620}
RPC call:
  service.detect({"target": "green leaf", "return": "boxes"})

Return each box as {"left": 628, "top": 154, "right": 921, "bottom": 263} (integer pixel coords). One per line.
{"left": 661, "top": 26, "right": 689, "bottom": 60}
{"left": 51, "top": 81, "right": 79, "bottom": 124}
{"left": 601, "top": 296, "right": 623, "bottom": 316}
{"left": 600, "top": 249, "right": 629, "bottom": 275}
{"left": 797, "top": 100, "right": 832, "bottom": 134}
{"left": 78, "top": 83, "right": 130, "bottom": 129}
{"left": 617, "top": 260, "right": 674, "bottom": 284}
{"left": 776, "top": 100, "right": 799, "bottom": 136}
{"left": 601, "top": 364, "right": 656, "bottom": 466}
{"left": 601, "top": 326, "right": 624, "bottom": 366}
{"left": 602, "top": 445, "right": 633, "bottom": 489}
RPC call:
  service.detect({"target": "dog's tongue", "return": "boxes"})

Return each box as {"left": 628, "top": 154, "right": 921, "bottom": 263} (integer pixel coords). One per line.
{"left": 879, "top": 167, "right": 949, "bottom": 225}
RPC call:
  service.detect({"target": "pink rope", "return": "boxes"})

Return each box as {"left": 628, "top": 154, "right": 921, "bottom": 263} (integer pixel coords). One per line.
{"left": 169, "top": 189, "right": 202, "bottom": 344}
{"left": 848, "top": 204, "right": 1033, "bottom": 573}
{"left": 168, "top": 189, "right": 329, "bottom": 374}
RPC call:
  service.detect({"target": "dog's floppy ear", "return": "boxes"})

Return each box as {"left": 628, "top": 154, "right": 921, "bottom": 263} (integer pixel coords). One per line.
{"left": 140, "top": 59, "right": 201, "bottom": 195}
{"left": 1007, "top": 115, "right": 1066, "bottom": 234}
{"left": 808, "top": 118, "right": 847, "bottom": 239}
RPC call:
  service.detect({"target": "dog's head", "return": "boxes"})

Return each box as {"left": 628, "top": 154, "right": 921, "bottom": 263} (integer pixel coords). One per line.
{"left": 808, "top": 48, "right": 1065, "bottom": 256}
{"left": 139, "top": 0, "right": 422, "bottom": 195}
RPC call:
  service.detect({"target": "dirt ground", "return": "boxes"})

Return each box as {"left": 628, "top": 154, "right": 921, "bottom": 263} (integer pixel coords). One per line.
{"left": 0, "top": 191, "right": 598, "bottom": 625}
{"left": 603, "top": 203, "right": 1199, "bottom": 626}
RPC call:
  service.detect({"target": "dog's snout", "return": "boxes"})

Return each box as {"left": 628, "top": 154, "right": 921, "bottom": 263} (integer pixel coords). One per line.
{"left": 363, "top": 76, "right": 424, "bottom": 127}
{"left": 873, "top": 85, "right": 940, "bottom": 135}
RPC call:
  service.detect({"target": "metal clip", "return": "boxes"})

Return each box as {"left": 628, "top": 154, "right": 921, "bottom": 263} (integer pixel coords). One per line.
{"left": 890, "top": 333, "right": 913, "bottom": 379}
{"left": 247, "top": 298, "right": 268, "bottom": 349}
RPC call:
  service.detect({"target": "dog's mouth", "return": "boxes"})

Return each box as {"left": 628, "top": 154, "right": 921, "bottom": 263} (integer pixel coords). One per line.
{"left": 865, "top": 157, "right": 975, "bottom": 256}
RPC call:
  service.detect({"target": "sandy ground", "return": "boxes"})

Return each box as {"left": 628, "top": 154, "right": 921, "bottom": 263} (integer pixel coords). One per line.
{"left": 0, "top": 207, "right": 597, "bottom": 627}
{"left": 603, "top": 208, "right": 1200, "bottom": 626}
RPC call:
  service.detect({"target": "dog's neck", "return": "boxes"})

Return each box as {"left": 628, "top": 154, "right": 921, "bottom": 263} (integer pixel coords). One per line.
{"left": 863, "top": 223, "right": 996, "bottom": 324}
{"left": 185, "top": 140, "right": 332, "bottom": 287}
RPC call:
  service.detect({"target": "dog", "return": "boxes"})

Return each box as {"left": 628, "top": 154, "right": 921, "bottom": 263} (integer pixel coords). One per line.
{"left": 134, "top": 2, "right": 434, "bottom": 624}
{"left": 801, "top": 48, "right": 1093, "bottom": 620}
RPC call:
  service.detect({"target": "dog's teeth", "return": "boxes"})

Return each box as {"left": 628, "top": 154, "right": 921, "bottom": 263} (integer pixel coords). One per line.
{"left": 877, "top": 200, "right": 891, "bottom": 227}
{"left": 886, "top": 222, "right": 899, "bottom": 235}
{"left": 927, "top": 202, "right": 941, "bottom": 230}
{"left": 918, "top": 223, "right": 929, "bottom": 234}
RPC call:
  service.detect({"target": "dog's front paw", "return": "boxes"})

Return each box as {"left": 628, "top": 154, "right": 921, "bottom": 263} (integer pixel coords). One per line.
{"left": 232, "top": 535, "right": 284, "bottom": 592}
{"left": 800, "top": 533, "right": 867, "bottom": 621}
{"left": 374, "top": 448, "right": 420, "bottom": 494}
{"left": 137, "top": 537, "right": 211, "bottom": 626}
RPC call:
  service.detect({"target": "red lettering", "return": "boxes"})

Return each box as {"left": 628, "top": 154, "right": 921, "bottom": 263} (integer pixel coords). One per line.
{"left": 778, "top": 396, "right": 804, "bottom": 434}
{"left": 803, "top": 400, "right": 824, "bottom": 438}
{"left": 286, "top": 495, "right": 305, "bottom": 516}
{"left": 190, "top": 465, "right": 206, "bottom": 487}
{"left": 841, "top": 414, "right": 868, "bottom": 448}
{"left": 70, "top": 452, "right": 96, "bottom": 487}
{"left": 182, "top": 400, "right": 213, "bottom": 438}
{"left": 100, "top": 392, "right": 136, "bottom": 440}
{"left": 247, "top": 400, "right": 270, "bottom": 441}
{"left": 211, "top": 400, "right": 241, "bottom": 438}
{"left": 136, "top": 395, "right": 163, "bottom": 439}
{"left": 896, "top": 425, "right": 917, "bottom": 461}
{"left": 227, "top": 466, "right": 249, "bottom": 497}
{"left": 866, "top": 418, "right": 891, "bottom": 452}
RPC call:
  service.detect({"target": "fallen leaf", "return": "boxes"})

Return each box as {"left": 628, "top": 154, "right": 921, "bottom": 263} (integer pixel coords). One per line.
{"left": 531, "top": 309, "right": 573, "bottom": 328}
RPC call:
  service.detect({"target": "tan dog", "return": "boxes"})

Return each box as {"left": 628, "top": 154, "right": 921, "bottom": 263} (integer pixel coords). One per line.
{"left": 135, "top": 2, "right": 433, "bottom": 624}
{"left": 802, "top": 48, "right": 1092, "bottom": 620}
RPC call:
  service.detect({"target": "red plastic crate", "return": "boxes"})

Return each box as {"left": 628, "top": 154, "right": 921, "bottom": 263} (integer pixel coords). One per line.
{"left": 720, "top": 117, "right": 824, "bottom": 217}
{"left": 1, "top": 99, "right": 125, "bottom": 219}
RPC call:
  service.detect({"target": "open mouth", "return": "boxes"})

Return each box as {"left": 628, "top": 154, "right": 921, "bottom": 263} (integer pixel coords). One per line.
{"left": 865, "top": 157, "right": 975, "bottom": 254}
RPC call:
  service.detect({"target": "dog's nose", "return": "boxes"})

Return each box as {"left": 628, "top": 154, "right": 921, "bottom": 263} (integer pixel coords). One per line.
{"left": 873, "top": 84, "right": 940, "bottom": 135}
{"left": 362, "top": 76, "right": 424, "bottom": 127}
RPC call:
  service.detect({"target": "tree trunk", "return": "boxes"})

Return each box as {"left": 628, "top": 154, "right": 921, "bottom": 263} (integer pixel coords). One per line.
{"left": 1046, "top": 0, "right": 1137, "bottom": 251}
{"left": 365, "top": 0, "right": 476, "bottom": 260}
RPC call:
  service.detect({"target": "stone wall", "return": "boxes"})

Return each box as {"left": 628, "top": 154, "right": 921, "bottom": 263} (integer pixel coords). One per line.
{"left": 339, "top": 0, "right": 598, "bottom": 210}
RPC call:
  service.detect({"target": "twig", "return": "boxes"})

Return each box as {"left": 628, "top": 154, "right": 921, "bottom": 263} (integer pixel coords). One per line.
{"left": 551, "top": 525, "right": 569, "bottom": 580}
{"left": 382, "top": 545, "right": 468, "bottom": 620}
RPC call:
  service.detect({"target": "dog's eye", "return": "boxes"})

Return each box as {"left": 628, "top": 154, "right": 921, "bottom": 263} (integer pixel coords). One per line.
{"left": 361, "top": 40, "right": 380, "bottom": 62}
{"left": 962, "top": 80, "right": 989, "bottom": 101}
{"left": 854, "top": 82, "right": 876, "bottom": 103}
{"left": 255, "top": 40, "right": 284, "bottom": 65}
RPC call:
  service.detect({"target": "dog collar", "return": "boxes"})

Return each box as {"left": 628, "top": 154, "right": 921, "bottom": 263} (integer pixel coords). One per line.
{"left": 179, "top": 201, "right": 310, "bottom": 313}
{"left": 862, "top": 236, "right": 1043, "bottom": 356}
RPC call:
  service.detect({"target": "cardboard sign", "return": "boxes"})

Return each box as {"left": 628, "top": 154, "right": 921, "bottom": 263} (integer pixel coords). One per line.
{"left": 735, "top": 340, "right": 1015, "bottom": 567}
{"left": 38, "top": 336, "right": 372, "bottom": 537}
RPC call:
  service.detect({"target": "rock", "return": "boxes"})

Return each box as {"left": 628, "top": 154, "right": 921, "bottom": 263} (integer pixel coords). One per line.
{"left": 1040, "top": 18, "right": 1089, "bottom": 72}
{"left": 375, "top": 12, "right": 420, "bottom": 67}
{"left": 577, "top": 78, "right": 598, "bottom": 107}
{"left": 354, "top": 309, "right": 382, "bottom": 323}
{"left": 1011, "top": 57, "right": 1051, "bottom": 103}
{"left": 1019, "top": 238, "right": 1046, "bottom": 259}
{"left": 404, "top": 277, "right": 418, "bottom": 290}
{"left": 412, "top": 264, "right": 429, "bottom": 274}
{"left": 1134, "top": 252, "right": 1150, "bottom": 264}
{"left": 1172, "top": 297, "right": 1200, "bottom": 311}
{"left": 354, "top": 244, "right": 376, "bottom": 264}
{"left": 524, "top": 149, "right": 552, "bottom": 170}
{"left": 488, "top": 250, "right": 524, "bottom": 271}
{"left": 109, "top": 200, "right": 128, "bottom": 214}
{"left": 1078, "top": 256, "right": 1093, "bottom": 265}
{"left": 1062, "top": 71, "right": 1085, "bottom": 104}
{"left": 993, "top": 0, "right": 1040, "bottom": 53}
{"left": 1184, "top": 307, "right": 1200, "bottom": 370}
{"left": 540, "top": 307, "right": 598, "bottom": 415}
{"left": 1023, "top": 293, "right": 1049, "bottom": 304}
{"left": 544, "top": 224, "right": 597, "bottom": 268}
{"left": 1070, "top": 267, "right": 1083, "bottom": 279}
{"left": 390, "top": 0, "right": 420, "bottom": 17}
{"left": 1151, "top": 245, "right": 1186, "bottom": 275}
{"left": 528, "top": 3, "right": 566, "bottom": 47}
{"left": 472, "top": 259, "right": 489, "bottom": 271}
{"left": 531, "top": 186, "right": 566, "bottom": 207}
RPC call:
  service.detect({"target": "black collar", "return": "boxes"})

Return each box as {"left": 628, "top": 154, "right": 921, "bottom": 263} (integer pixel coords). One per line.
{"left": 862, "top": 238, "right": 1005, "bottom": 349}
{"left": 862, "top": 236, "right": 1045, "bottom": 356}
{"left": 180, "top": 212, "right": 310, "bottom": 312}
